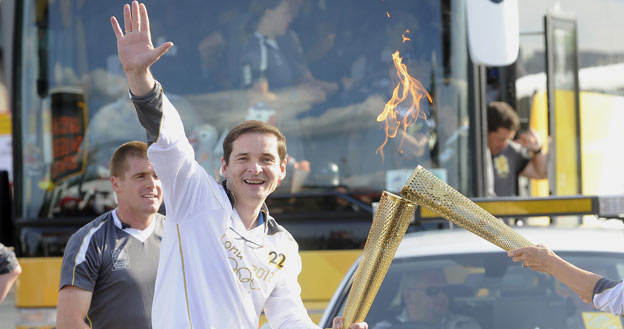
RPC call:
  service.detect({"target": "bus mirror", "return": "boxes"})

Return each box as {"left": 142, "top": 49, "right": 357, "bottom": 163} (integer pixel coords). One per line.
{"left": 466, "top": 0, "right": 519, "bottom": 66}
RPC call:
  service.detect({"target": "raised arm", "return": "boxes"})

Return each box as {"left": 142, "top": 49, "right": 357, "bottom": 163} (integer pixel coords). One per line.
{"left": 110, "top": 1, "right": 172, "bottom": 96}
{"left": 517, "top": 129, "right": 547, "bottom": 179}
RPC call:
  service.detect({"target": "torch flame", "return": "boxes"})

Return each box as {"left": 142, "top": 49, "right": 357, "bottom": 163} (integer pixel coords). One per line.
{"left": 386, "top": 11, "right": 390, "bottom": 18}
{"left": 401, "top": 29, "right": 411, "bottom": 43}
{"left": 376, "top": 50, "right": 433, "bottom": 161}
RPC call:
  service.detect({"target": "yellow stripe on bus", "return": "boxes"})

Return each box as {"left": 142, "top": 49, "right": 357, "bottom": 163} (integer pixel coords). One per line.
{"left": 0, "top": 113, "right": 10, "bottom": 135}
{"left": 420, "top": 198, "right": 594, "bottom": 218}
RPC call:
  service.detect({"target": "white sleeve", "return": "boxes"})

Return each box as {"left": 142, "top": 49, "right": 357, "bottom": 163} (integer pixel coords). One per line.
{"left": 131, "top": 82, "right": 228, "bottom": 223}
{"left": 264, "top": 253, "right": 319, "bottom": 329}
{"left": 593, "top": 277, "right": 624, "bottom": 316}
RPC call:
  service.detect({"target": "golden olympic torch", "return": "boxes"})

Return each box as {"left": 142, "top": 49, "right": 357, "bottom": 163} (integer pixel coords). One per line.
{"left": 340, "top": 191, "right": 416, "bottom": 328}
{"left": 401, "top": 165, "right": 534, "bottom": 251}
{"left": 339, "top": 165, "right": 534, "bottom": 328}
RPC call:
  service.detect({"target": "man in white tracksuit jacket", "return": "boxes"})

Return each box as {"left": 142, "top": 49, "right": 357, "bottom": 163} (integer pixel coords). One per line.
{"left": 111, "top": 2, "right": 368, "bottom": 328}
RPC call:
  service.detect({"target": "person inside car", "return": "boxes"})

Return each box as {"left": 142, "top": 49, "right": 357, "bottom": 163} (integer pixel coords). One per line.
{"left": 373, "top": 269, "right": 481, "bottom": 329}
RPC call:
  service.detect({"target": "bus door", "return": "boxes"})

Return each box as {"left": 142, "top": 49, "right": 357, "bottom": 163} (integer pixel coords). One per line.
{"left": 544, "top": 15, "right": 581, "bottom": 196}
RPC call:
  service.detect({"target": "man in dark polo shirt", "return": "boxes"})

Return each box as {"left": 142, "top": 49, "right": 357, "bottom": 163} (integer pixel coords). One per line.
{"left": 487, "top": 101, "right": 547, "bottom": 196}
{"left": 0, "top": 243, "right": 21, "bottom": 303}
{"left": 57, "top": 141, "right": 164, "bottom": 329}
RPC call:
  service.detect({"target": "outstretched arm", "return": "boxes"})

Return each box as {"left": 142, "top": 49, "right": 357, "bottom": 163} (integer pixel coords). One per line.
{"left": 508, "top": 245, "right": 624, "bottom": 316}
{"left": 110, "top": 1, "right": 173, "bottom": 96}
{"left": 508, "top": 245, "right": 601, "bottom": 303}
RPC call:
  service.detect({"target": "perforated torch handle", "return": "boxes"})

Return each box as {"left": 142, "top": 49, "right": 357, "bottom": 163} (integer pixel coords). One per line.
{"left": 401, "top": 165, "right": 534, "bottom": 251}
{"left": 341, "top": 191, "right": 416, "bottom": 328}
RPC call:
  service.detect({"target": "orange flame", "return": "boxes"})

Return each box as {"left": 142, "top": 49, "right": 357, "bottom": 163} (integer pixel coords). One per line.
{"left": 386, "top": 11, "right": 390, "bottom": 18}
{"left": 376, "top": 50, "right": 433, "bottom": 161}
{"left": 401, "top": 29, "right": 411, "bottom": 43}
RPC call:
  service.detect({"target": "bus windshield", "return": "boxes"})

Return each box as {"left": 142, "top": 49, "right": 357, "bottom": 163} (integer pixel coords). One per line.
{"left": 16, "top": 0, "right": 472, "bottom": 223}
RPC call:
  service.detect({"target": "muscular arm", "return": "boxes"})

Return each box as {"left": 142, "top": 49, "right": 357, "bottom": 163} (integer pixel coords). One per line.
{"left": 0, "top": 264, "right": 21, "bottom": 303}
{"left": 56, "top": 286, "right": 93, "bottom": 329}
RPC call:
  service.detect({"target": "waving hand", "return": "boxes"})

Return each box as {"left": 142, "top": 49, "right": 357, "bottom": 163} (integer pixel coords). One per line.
{"left": 110, "top": 1, "right": 173, "bottom": 95}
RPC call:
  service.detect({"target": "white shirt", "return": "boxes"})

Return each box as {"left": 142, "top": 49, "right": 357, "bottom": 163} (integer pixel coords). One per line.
{"left": 133, "top": 85, "right": 318, "bottom": 329}
{"left": 112, "top": 209, "right": 157, "bottom": 243}
{"left": 593, "top": 277, "right": 624, "bottom": 316}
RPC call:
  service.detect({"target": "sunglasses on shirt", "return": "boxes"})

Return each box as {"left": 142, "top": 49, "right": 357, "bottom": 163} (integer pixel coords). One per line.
{"left": 229, "top": 227, "right": 264, "bottom": 249}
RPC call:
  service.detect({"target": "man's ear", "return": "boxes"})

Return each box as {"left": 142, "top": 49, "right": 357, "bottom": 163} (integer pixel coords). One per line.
{"left": 279, "top": 158, "right": 287, "bottom": 181}
{"left": 110, "top": 176, "right": 121, "bottom": 193}
{"left": 221, "top": 157, "right": 228, "bottom": 176}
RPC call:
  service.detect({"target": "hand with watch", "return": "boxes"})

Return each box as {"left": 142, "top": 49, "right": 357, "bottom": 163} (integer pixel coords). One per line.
{"left": 516, "top": 129, "right": 544, "bottom": 156}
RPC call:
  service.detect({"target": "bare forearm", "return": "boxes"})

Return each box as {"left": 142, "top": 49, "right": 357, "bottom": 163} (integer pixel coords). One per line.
{"left": 56, "top": 317, "right": 91, "bottom": 329}
{"left": 546, "top": 255, "right": 601, "bottom": 303}
{"left": 520, "top": 153, "right": 548, "bottom": 179}
{"left": 0, "top": 267, "right": 20, "bottom": 303}
{"left": 530, "top": 152, "right": 548, "bottom": 179}
{"left": 126, "top": 68, "right": 156, "bottom": 97}
{"left": 509, "top": 246, "right": 600, "bottom": 303}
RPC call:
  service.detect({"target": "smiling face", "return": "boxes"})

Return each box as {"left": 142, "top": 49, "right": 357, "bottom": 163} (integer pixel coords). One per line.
{"left": 112, "top": 156, "right": 163, "bottom": 219}
{"left": 222, "top": 132, "right": 286, "bottom": 208}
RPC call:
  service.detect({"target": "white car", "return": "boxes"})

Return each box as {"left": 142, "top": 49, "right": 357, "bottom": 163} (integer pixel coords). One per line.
{"left": 319, "top": 226, "right": 624, "bottom": 329}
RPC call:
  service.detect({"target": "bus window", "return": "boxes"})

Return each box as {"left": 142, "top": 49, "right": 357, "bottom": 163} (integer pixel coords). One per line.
{"left": 15, "top": 0, "right": 474, "bottom": 244}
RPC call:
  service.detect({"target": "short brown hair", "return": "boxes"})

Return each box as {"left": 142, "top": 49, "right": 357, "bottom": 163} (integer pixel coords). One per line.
{"left": 487, "top": 101, "right": 519, "bottom": 133}
{"left": 223, "top": 120, "right": 287, "bottom": 165}
{"left": 110, "top": 141, "right": 149, "bottom": 178}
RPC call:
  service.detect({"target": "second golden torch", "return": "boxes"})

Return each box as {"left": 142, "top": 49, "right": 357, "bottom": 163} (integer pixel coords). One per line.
{"left": 340, "top": 191, "right": 416, "bottom": 328}
{"left": 401, "top": 165, "right": 534, "bottom": 251}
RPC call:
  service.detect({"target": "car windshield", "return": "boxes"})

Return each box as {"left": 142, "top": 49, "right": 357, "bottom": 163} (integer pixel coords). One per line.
{"left": 331, "top": 252, "right": 624, "bottom": 329}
